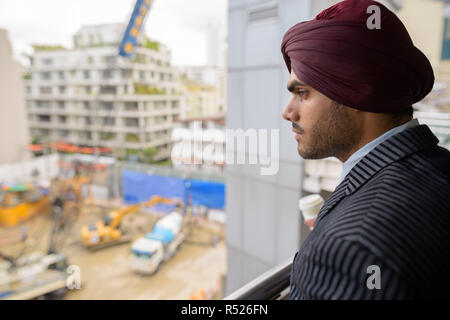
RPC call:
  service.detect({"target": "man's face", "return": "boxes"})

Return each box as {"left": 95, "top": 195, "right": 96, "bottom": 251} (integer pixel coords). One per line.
{"left": 282, "top": 71, "right": 359, "bottom": 160}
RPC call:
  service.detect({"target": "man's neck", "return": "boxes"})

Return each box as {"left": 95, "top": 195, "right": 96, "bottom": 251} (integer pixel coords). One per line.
{"left": 337, "top": 118, "right": 413, "bottom": 163}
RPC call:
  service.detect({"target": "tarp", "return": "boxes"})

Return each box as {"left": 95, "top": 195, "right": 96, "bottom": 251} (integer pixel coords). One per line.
{"left": 122, "top": 170, "right": 225, "bottom": 209}
{"left": 186, "top": 179, "right": 225, "bottom": 209}
{"left": 122, "top": 170, "right": 184, "bottom": 204}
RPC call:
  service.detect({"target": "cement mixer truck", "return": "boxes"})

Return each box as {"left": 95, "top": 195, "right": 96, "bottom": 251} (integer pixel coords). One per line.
{"left": 131, "top": 211, "right": 185, "bottom": 274}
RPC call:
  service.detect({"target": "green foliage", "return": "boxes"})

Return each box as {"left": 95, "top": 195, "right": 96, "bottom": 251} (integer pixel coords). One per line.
{"left": 134, "top": 84, "right": 166, "bottom": 95}
{"left": 155, "top": 159, "right": 172, "bottom": 166}
{"left": 32, "top": 44, "right": 67, "bottom": 51}
{"left": 142, "top": 37, "right": 160, "bottom": 51}
{"left": 141, "top": 146, "right": 158, "bottom": 164}
{"left": 23, "top": 73, "right": 32, "bottom": 80}
{"left": 117, "top": 146, "right": 164, "bottom": 164}
{"left": 143, "top": 146, "right": 157, "bottom": 157}
{"left": 125, "top": 148, "right": 140, "bottom": 156}
{"left": 75, "top": 42, "right": 118, "bottom": 49}
{"left": 99, "top": 132, "right": 116, "bottom": 141}
{"left": 30, "top": 136, "right": 43, "bottom": 157}
{"left": 125, "top": 148, "right": 140, "bottom": 162}
{"left": 125, "top": 134, "right": 140, "bottom": 143}
{"left": 31, "top": 136, "right": 40, "bottom": 145}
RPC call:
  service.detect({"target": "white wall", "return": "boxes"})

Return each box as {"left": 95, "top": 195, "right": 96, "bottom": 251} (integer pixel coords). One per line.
{"left": 0, "top": 154, "right": 60, "bottom": 183}
{"left": 0, "top": 29, "right": 31, "bottom": 164}
{"left": 226, "top": 0, "right": 314, "bottom": 295}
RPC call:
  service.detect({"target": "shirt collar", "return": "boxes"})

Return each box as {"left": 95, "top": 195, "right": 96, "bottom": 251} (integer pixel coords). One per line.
{"left": 336, "top": 118, "right": 420, "bottom": 186}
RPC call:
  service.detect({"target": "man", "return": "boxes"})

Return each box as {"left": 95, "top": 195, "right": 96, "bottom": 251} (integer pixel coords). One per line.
{"left": 281, "top": 0, "right": 450, "bottom": 299}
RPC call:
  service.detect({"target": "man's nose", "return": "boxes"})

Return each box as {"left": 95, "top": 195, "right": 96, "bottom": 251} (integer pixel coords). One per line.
{"left": 282, "top": 101, "right": 298, "bottom": 122}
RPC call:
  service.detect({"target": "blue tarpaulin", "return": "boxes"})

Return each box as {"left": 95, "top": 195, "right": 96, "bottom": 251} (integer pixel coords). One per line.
{"left": 122, "top": 170, "right": 225, "bottom": 209}
{"left": 186, "top": 179, "right": 225, "bottom": 209}
{"left": 122, "top": 170, "right": 185, "bottom": 204}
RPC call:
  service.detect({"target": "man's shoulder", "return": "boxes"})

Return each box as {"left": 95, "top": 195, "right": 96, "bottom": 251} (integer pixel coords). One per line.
{"left": 334, "top": 143, "right": 450, "bottom": 224}
{"left": 416, "top": 144, "right": 450, "bottom": 179}
{"left": 322, "top": 144, "right": 450, "bottom": 266}
{"left": 357, "top": 146, "right": 450, "bottom": 232}
{"left": 367, "top": 143, "right": 450, "bottom": 196}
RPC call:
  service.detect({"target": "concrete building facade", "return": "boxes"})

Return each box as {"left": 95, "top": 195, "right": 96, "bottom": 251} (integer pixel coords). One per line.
{"left": 0, "top": 29, "right": 30, "bottom": 164}
{"left": 25, "top": 24, "right": 181, "bottom": 161}
{"left": 179, "top": 66, "right": 227, "bottom": 119}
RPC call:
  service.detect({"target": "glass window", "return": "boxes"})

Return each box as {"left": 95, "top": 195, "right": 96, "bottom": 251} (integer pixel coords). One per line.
{"left": 39, "top": 87, "right": 52, "bottom": 94}
{"left": 102, "top": 69, "right": 113, "bottom": 79}
{"left": 99, "top": 86, "right": 116, "bottom": 95}
{"left": 39, "top": 72, "right": 51, "bottom": 80}
{"left": 100, "top": 101, "right": 114, "bottom": 110}
{"left": 42, "top": 58, "right": 53, "bottom": 66}
{"left": 38, "top": 115, "right": 51, "bottom": 122}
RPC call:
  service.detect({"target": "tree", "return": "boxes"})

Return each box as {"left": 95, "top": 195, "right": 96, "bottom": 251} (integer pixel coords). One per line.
{"left": 31, "top": 136, "right": 41, "bottom": 145}
{"left": 142, "top": 147, "right": 157, "bottom": 163}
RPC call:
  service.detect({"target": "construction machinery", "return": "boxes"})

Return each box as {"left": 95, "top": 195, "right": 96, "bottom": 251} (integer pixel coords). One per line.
{"left": 0, "top": 183, "right": 50, "bottom": 227}
{"left": 131, "top": 210, "right": 185, "bottom": 275}
{"left": 80, "top": 195, "right": 182, "bottom": 249}
{"left": 0, "top": 195, "right": 77, "bottom": 300}
{"left": 0, "top": 251, "right": 69, "bottom": 300}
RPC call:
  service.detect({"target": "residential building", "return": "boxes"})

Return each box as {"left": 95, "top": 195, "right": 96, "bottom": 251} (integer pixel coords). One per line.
{"left": 179, "top": 66, "right": 226, "bottom": 119}
{"left": 25, "top": 24, "right": 180, "bottom": 161}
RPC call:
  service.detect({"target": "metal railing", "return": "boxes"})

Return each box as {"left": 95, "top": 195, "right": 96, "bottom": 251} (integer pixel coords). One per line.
{"left": 224, "top": 256, "right": 293, "bottom": 300}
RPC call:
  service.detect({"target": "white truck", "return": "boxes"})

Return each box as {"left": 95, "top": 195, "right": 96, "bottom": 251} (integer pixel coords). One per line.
{"left": 0, "top": 252, "right": 69, "bottom": 300}
{"left": 131, "top": 211, "right": 185, "bottom": 274}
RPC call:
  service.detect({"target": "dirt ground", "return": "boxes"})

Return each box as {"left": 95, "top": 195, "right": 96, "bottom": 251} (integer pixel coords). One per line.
{"left": 0, "top": 203, "right": 227, "bottom": 300}
{"left": 63, "top": 240, "right": 226, "bottom": 300}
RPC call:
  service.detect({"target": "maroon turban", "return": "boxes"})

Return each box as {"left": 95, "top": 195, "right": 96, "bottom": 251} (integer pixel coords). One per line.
{"left": 281, "top": 0, "right": 434, "bottom": 113}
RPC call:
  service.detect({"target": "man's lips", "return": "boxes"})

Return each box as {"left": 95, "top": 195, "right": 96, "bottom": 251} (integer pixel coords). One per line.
{"left": 292, "top": 128, "right": 302, "bottom": 140}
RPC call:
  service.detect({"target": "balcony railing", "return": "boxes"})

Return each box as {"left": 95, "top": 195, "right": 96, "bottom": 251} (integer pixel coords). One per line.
{"left": 224, "top": 256, "right": 293, "bottom": 300}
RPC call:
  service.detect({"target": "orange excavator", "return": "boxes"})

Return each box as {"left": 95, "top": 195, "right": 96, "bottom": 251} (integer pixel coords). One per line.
{"left": 80, "top": 195, "right": 182, "bottom": 249}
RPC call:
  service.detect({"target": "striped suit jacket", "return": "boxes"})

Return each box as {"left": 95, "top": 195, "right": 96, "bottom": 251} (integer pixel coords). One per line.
{"left": 290, "top": 124, "right": 450, "bottom": 299}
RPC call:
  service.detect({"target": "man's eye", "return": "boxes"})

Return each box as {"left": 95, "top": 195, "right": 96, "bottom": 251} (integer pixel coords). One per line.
{"left": 297, "top": 90, "right": 307, "bottom": 97}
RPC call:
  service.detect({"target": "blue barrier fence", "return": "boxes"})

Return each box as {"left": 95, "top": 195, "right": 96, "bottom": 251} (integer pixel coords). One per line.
{"left": 122, "top": 170, "right": 225, "bottom": 210}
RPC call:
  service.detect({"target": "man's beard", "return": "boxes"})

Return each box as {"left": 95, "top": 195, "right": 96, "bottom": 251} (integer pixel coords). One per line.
{"left": 296, "top": 104, "right": 358, "bottom": 160}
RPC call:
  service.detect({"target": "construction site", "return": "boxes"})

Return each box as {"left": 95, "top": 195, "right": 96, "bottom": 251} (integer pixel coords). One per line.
{"left": 0, "top": 0, "right": 228, "bottom": 301}
{"left": 0, "top": 153, "right": 226, "bottom": 300}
